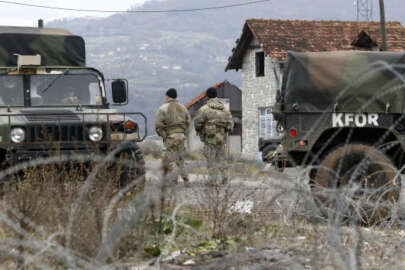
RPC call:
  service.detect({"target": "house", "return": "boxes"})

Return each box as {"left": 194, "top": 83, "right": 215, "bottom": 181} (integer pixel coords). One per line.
{"left": 186, "top": 81, "right": 242, "bottom": 153}
{"left": 225, "top": 19, "right": 405, "bottom": 158}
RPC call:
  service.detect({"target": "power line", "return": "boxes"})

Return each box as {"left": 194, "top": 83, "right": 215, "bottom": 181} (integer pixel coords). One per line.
{"left": 0, "top": 0, "right": 271, "bottom": 13}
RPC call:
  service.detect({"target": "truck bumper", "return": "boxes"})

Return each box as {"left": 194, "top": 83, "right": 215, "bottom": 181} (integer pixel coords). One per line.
{"left": 7, "top": 149, "right": 100, "bottom": 163}
{"left": 5, "top": 143, "right": 109, "bottom": 164}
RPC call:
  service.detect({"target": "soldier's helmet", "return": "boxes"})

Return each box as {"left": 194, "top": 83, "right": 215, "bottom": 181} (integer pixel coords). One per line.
{"left": 206, "top": 87, "right": 217, "bottom": 98}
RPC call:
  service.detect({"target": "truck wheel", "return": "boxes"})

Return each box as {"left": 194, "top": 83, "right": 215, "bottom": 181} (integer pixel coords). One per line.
{"left": 114, "top": 142, "right": 146, "bottom": 193}
{"left": 262, "top": 145, "right": 274, "bottom": 163}
{"left": 312, "top": 144, "right": 400, "bottom": 225}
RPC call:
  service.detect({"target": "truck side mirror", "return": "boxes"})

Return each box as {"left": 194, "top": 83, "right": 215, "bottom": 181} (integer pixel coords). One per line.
{"left": 112, "top": 80, "right": 127, "bottom": 104}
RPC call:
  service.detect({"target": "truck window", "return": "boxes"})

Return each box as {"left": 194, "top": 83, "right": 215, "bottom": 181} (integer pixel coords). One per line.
{"left": 89, "top": 82, "right": 103, "bottom": 105}
{"left": 0, "top": 75, "right": 24, "bottom": 106}
{"left": 30, "top": 74, "right": 102, "bottom": 106}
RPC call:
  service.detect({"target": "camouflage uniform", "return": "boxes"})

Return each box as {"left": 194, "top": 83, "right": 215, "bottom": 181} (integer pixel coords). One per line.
{"left": 155, "top": 97, "right": 191, "bottom": 183}
{"left": 194, "top": 98, "right": 234, "bottom": 180}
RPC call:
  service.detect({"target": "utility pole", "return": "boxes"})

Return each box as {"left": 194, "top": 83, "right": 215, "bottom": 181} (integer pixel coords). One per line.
{"left": 379, "top": 0, "right": 387, "bottom": 51}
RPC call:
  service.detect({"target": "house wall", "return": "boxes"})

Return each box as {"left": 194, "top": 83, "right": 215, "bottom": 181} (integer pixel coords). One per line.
{"left": 241, "top": 38, "right": 278, "bottom": 158}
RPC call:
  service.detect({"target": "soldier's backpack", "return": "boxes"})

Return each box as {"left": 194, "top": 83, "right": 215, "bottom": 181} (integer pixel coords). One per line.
{"left": 204, "top": 118, "right": 227, "bottom": 145}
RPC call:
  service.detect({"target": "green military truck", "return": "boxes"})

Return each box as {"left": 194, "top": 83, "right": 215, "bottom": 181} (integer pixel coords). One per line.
{"left": 0, "top": 25, "right": 146, "bottom": 187}
{"left": 272, "top": 50, "right": 405, "bottom": 222}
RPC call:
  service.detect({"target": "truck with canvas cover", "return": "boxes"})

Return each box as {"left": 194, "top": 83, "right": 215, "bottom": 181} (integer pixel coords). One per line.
{"left": 0, "top": 26, "right": 146, "bottom": 190}
{"left": 272, "top": 50, "right": 405, "bottom": 224}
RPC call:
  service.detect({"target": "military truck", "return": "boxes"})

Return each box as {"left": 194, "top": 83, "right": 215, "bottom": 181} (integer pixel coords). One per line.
{"left": 272, "top": 50, "right": 405, "bottom": 222}
{"left": 0, "top": 25, "right": 146, "bottom": 187}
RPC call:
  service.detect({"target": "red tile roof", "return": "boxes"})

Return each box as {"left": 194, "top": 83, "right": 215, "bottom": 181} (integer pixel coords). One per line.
{"left": 185, "top": 81, "right": 225, "bottom": 109}
{"left": 185, "top": 91, "right": 206, "bottom": 109}
{"left": 226, "top": 19, "right": 405, "bottom": 70}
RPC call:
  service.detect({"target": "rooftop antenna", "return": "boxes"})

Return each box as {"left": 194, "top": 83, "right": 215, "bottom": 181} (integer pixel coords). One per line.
{"left": 356, "top": 0, "right": 373, "bottom": 21}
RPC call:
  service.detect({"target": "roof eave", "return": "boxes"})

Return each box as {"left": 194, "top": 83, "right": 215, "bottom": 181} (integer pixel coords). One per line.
{"left": 225, "top": 23, "right": 254, "bottom": 72}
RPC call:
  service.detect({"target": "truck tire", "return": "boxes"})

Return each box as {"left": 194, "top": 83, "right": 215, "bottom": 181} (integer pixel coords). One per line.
{"left": 114, "top": 142, "right": 146, "bottom": 193}
{"left": 262, "top": 145, "right": 275, "bottom": 163}
{"left": 312, "top": 144, "right": 400, "bottom": 225}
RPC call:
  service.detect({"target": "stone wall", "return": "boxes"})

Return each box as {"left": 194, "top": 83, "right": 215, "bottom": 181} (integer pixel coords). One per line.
{"left": 240, "top": 39, "right": 278, "bottom": 158}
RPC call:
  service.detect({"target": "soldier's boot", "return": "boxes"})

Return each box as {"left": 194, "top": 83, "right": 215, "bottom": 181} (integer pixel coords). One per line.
{"left": 206, "top": 171, "right": 218, "bottom": 187}
{"left": 182, "top": 175, "right": 190, "bottom": 187}
{"left": 220, "top": 167, "right": 229, "bottom": 185}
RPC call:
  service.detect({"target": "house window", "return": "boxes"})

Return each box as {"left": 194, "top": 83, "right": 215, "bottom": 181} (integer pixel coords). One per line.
{"left": 258, "top": 107, "right": 279, "bottom": 140}
{"left": 255, "top": 52, "right": 265, "bottom": 77}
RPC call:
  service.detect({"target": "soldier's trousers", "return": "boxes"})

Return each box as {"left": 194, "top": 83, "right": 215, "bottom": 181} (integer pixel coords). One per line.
{"left": 203, "top": 143, "right": 228, "bottom": 183}
{"left": 162, "top": 133, "right": 189, "bottom": 184}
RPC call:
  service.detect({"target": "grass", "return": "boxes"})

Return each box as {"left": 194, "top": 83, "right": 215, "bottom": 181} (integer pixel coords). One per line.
{"left": 0, "top": 154, "right": 405, "bottom": 269}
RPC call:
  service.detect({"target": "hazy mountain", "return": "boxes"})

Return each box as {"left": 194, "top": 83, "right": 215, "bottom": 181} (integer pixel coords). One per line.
{"left": 47, "top": 0, "right": 405, "bottom": 133}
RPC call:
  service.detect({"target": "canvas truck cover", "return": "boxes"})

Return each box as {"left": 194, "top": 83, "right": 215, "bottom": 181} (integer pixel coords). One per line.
{"left": 282, "top": 51, "right": 405, "bottom": 113}
{"left": 0, "top": 26, "right": 85, "bottom": 67}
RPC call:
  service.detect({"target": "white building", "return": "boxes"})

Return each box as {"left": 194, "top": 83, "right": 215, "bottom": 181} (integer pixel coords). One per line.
{"left": 225, "top": 19, "right": 405, "bottom": 158}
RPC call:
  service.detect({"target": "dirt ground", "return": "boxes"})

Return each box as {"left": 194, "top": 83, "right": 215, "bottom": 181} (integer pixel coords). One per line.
{"left": 1, "top": 157, "right": 405, "bottom": 269}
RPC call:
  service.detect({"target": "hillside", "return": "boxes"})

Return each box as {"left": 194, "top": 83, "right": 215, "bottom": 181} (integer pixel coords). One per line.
{"left": 47, "top": 0, "right": 405, "bottom": 133}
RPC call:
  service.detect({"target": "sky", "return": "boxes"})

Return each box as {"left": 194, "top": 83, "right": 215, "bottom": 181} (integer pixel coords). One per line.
{"left": 0, "top": 0, "right": 151, "bottom": 26}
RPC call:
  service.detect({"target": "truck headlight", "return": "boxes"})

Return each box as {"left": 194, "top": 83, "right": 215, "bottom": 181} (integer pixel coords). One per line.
{"left": 11, "top": 128, "right": 26, "bottom": 143}
{"left": 89, "top": 126, "right": 103, "bottom": 142}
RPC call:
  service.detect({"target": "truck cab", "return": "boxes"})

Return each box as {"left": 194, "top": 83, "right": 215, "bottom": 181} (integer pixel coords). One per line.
{"left": 0, "top": 26, "right": 146, "bottom": 188}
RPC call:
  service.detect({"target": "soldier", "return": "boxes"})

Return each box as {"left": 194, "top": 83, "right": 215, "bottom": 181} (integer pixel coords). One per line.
{"left": 155, "top": 88, "right": 191, "bottom": 184}
{"left": 194, "top": 87, "right": 234, "bottom": 183}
